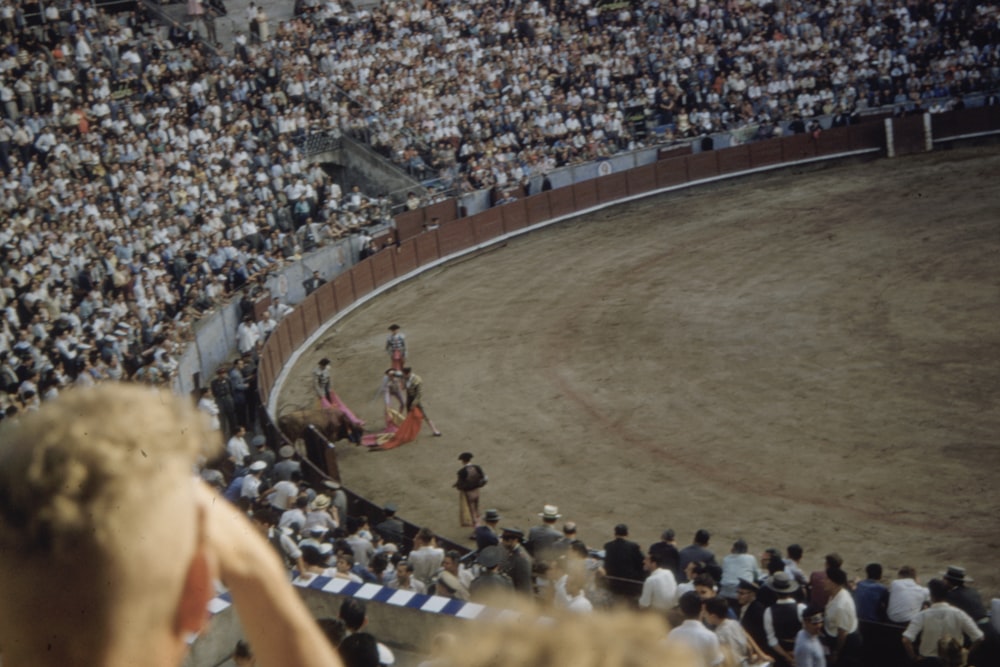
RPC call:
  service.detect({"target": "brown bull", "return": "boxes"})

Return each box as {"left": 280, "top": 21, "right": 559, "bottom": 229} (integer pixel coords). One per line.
{"left": 278, "top": 407, "right": 363, "bottom": 445}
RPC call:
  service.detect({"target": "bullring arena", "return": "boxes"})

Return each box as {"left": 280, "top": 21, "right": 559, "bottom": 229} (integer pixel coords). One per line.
{"left": 275, "top": 143, "right": 1000, "bottom": 600}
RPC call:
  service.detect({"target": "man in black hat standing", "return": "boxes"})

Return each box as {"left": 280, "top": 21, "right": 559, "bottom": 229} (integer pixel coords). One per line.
{"left": 763, "top": 571, "right": 806, "bottom": 667}
{"left": 500, "top": 527, "right": 533, "bottom": 596}
{"left": 454, "top": 451, "right": 484, "bottom": 526}
{"left": 474, "top": 509, "right": 501, "bottom": 551}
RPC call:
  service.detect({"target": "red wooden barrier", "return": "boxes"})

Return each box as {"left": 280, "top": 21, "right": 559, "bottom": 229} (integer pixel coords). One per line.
{"left": 815, "top": 126, "right": 851, "bottom": 155}
{"left": 596, "top": 171, "right": 629, "bottom": 204}
{"left": 525, "top": 192, "right": 552, "bottom": 224}
{"left": 369, "top": 249, "right": 397, "bottom": 288}
{"left": 656, "top": 156, "right": 689, "bottom": 187}
{"left": 438, "top": 218, "right": 475, "bottom": 256}
{"left": 333, "top": 274, "right": 355, "bottom": 312}
{"left": 286, "top": 308, "right": 306, "bottom": 352}
{"left": 424, "top": 199, "right": 458, "bottom": 226}
{"left": 748, "top": 140, "right": 783, "bottom": 168}
{"left": 301, "top": 296, "right": 321, "bottom": 339}
{"left": 893, "top": 115, "right": 927, "bottom": 156}
{"left": 548, "top": 185, "right": 576, "bottom": 217}
{"left": 716, "top": 144, "right": 751, "bottom": 174}
{"left": 626, "top": 163, "right": 656, "bottom": 196}
{"left": 351, "top": 261, "right": 375, "bottom": 299}
{"left": 501, "top": 198, "right": 529, "bottom": 233}
{"left": 470, "top": 208, "right": 504, "bottom": 244}
{"left": 781, "top": 133, "right": 817, "bottom": 161}
{"left": 413, "top": 232, "right": 441, "bottom": 266}
{"left": 394, "top": 209, "right": 424, "bottom": 242}
{"left": 394, "top": 240, "right": 419, "bottom": 275}
{"left": 848, "top": 122, "right": 884, "bottom": 151}
{"left": 572, "top": 181, "right": 598, "bottom": 210}
{"left": 686, "top": 151, "right": 719, "bottom": 180}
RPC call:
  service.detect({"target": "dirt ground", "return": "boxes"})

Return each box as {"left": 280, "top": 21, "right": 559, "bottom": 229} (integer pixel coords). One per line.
{"left": 277, "top": 144, "right": 1000, "bottom": 598}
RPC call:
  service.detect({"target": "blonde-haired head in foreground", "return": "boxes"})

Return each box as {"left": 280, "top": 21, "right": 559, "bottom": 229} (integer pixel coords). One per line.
{"left": 0, "top": 385, "right": 219, "bottom": 667}
{"left": 435, "top": 605, "right": 699, "bottom": 667}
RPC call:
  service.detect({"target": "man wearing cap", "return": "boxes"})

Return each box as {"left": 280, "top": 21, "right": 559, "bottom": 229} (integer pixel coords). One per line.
{"left": 248, "top": 434, "right": 276, "bottom": 473}
{"left": 374, "top": 503, "right": 405, "bottom": 546}
{"left": 527, "top": 504, "right": 562, "bottom": 562}
{"left": 794, "top": 605, "right": 827, "bottom": 667}
{"left": 240, "top": 460, "right": 268, "bottom": 501}
{"left": 474, "top": 509, "right": 501, "bottom": 551}
{"left": 470, "top": 545, "right": 514, "bottom": 601}
{"left": 455, "top": 452, "right": 485, "bottom": 527}
{"left": 763, "top": 571, "right": 806, "bottom": 667}
{"left": 385, "top": 324, "right": 406, "bottom": 371}
{"left": 500, "top": 527, "right": 533, "bottom": 595}
{"left": 274, "top": 444, "right": 301, "bottom": 481}
{"left": 903, "top": 578, "right": 984, "bottom": 663}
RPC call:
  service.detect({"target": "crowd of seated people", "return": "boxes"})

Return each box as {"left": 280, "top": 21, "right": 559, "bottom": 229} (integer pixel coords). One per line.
{"left": 0, "top": 5, "right": 390, "bottom": 418}
{"left": 277, "top": 0, "right": 999, "bottom": 196}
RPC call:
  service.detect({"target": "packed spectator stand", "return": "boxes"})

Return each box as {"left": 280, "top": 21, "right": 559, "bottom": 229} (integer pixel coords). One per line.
{"left": 1, "top": 0, "right": 999, "bottom": 415}
{"left": 1, "top": 0, "right": 998, "bottom": 665}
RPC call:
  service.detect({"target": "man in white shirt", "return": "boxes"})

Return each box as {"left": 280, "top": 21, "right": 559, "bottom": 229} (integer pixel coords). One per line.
{"left": 823, "top": 568, "right": 860, "bottom": 667}
{"left": 240, "top": 460, "right": 267, "bottom": 500}
{"left": 902, "top": 578, "right": 983, "bottom": 661}
{"left": 667, "top": 591, "right": 724, "bottom": 667}
{"left": 887, "top": 565, "right": 930, "bottom": 624}
{"left": 226, "top": 425, "right": 251, "bottom": 467}
{"left": 639, "top": 552, "right": 678, "bottom": 611}
{"left": 408, "top": 527, "right": 445, "bottom": 588}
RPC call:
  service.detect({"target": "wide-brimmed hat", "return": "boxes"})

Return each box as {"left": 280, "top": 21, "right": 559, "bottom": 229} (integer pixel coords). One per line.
{"left": 942, "top": 566, "right": 973, "bottom": 583}
{"left": 483, "top": 508, "right": 501, "bottom": 522}
{"left": 279, "top": 445, "right": 295, "bottom": 458}
{"left": 311, "top": 494, "right": 331, "bottom": 511}
{"left": 766, "top": 571, "right": 799, "bottom": 594}
{"left": 323, "top": 480, "right": 342, "bottom": 490}
{"left": 737, "top": 578, "right": 760, "bottom": 593}
{"left": 478, "top": 545, "right": 506, "bottom": 568}
{"left": 539, "top": 504, "right": 561, "bottom": 520}
{"left": 249, "top": 460, "right": 267, "bottom": 472}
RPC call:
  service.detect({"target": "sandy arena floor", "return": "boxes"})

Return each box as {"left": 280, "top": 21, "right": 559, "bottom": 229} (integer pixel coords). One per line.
{"left": 277, "top": 144, "right": 1000, "bottom": 597}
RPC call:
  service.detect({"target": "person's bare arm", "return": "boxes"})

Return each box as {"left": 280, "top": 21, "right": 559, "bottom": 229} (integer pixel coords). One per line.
{"left": 196, "top": 483, "right": 342, "bottom": 667}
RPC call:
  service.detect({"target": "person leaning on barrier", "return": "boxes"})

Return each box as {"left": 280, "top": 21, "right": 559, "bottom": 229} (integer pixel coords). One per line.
{"left": 0, "top": 385, "right": 343, "bottom": 667}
